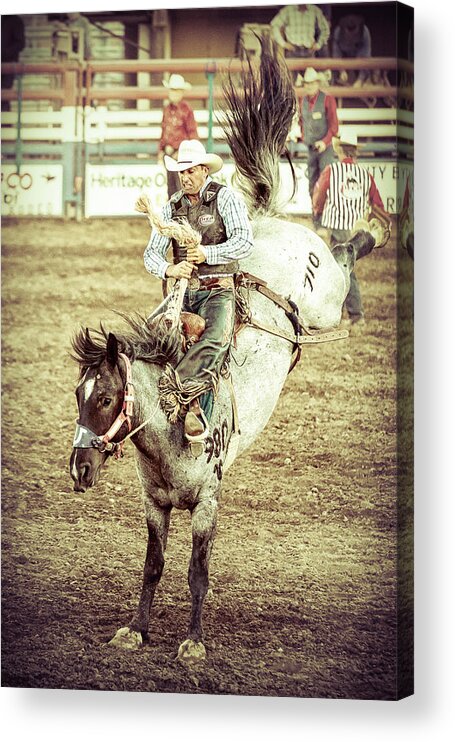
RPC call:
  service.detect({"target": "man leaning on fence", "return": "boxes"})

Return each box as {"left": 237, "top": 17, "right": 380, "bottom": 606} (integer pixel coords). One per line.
{"left": 270, "top": 4, "right": 330, "bottom": 59}
{"left": 158, "top": 74, "right": 199, "bottom": 200}
{"left": 297, "top": 67, "right": 338, "bottom": 225}
{"left": 332, "top": 14, "right": 372, "bottom": 87}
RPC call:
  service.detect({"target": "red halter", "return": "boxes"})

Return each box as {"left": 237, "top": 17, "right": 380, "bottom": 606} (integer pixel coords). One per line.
{"left": 100, "top": 353, "right": 135, "bottom": 459}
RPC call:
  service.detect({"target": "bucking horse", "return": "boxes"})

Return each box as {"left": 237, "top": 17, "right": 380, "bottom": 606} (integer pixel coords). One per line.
{"left": 69, "top": 41, "right": 380, "bottom": 664}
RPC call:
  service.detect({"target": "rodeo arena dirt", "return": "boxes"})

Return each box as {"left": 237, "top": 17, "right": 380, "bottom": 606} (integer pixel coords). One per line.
{"left": 1, "top": 212, "right": 413, "bottom": 699}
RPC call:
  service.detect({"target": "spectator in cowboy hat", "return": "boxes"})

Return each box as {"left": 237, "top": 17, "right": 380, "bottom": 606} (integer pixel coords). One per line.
{"left": 297, "top": 66, "right": 338, "bottom": 224}
{"left": 159, "top": 74, "right": 199, "bottom": 199}
{"left": 144, "top": 140, "right": 253, "bottom": 456}
{"left": 312, "top": 130, "right": 390, "bottom": 326}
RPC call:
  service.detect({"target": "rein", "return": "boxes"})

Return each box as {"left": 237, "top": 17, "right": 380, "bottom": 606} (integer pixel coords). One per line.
{"left": 73, "top": 270, "right": 347, "bottom": 459}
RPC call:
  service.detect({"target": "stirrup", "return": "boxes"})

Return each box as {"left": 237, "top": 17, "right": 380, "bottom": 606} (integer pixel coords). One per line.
{"left": 184, "top": 409, "right": 209, "bottom": 458}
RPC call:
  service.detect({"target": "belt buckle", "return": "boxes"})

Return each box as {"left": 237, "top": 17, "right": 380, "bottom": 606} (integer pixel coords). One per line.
{"left": 218, "top": 276, "right": 234, "bottom": 290}
{"left": 188, "top": 276, "right": 200, "bottom": 290}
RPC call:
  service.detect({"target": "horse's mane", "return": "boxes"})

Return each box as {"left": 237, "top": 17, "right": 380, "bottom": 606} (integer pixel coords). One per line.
{"left": 221, "top": 37, "right": 297, "bottom": 217}
{"left": 71, "top": 313, "right": 182, "bottom": 377}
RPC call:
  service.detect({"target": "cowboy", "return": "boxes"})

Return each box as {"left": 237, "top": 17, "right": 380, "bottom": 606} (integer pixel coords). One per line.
{"left": 312, "top": 130, "right": 390, "bottom": 326}
{"left": 298, "top": 66, "right": 338, "bottom": 224}
{"left": 144, "top": 140, "right": 254, "bottom": 456}
{"left": 158, "top": 74, "right": 199, "bottom": 199}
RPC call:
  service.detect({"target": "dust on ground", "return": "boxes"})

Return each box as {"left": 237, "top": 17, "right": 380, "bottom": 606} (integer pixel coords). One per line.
{"left": 1, "top": 216, "right": 412, "bottom": 698}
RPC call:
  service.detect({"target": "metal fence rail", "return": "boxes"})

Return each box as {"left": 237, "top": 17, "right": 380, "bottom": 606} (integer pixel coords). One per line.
{"left": 1, "top": 56, "right": 413, "bottom": 219}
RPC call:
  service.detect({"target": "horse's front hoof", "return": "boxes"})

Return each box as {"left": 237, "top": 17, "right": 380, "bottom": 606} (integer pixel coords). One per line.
{"left": 177, "top": 638, "right": 206, "bottom": 667}
{"left": 108, "top": 626, "right": 143, "bottom": 650}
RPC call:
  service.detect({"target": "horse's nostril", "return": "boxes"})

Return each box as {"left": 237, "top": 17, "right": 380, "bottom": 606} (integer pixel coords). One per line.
{"left": 79, "top": 463, "right": 92, "bottom": 484}
{"left": 73, "top": 464, "right": 91, "bottom": 492}
{"left": 70, "top": 459, "right": 92, "bottom": 491}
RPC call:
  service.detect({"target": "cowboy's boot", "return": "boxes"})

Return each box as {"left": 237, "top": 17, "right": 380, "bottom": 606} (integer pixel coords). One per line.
{"left": 184, "top": 399, "right": 209, "bottom": 458}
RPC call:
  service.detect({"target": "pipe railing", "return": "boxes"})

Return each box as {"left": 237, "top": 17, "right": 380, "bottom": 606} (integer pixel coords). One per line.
{"left": 2, "top": 84, "right": 403, "bottom": 103}
{"left": 2, "top": 55, "right": 413, "bottom": 173}
{"left": 2, "top": 56, "right": 414, "bottom": 107}
{"left": 81, "top": 56, "right": 412, "bottom": 73}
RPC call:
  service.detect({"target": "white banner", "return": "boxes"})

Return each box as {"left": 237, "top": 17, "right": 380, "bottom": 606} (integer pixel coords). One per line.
{"left": 84, "top": 160, "right": 413, "bottom": 218}
{"left": 85, "top": 164, "right": 169, "bottom": 217}
{"left": 1, "top": 164, "right": 63, "bottom": 217}
{"left": 0, "top": 159, "right": 413, "bottom": 219}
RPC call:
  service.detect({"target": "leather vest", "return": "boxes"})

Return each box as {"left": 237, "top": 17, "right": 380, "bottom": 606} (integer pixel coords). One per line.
{"left": 301, "top": 92, "right": 328, "bottom": 146}
{"left": 170, "top": 182, "right": 238, "bottom": 277}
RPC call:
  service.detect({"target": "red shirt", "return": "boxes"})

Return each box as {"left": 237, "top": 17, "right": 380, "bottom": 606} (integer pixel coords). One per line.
{"left": 299, "top": 92, "right": 338, "bottom": 147}
{"left": 159, "top": 100, "right": 198, "bottom": 154}
{"left": 312, "top": 157, "right": 385, "bottom": 217}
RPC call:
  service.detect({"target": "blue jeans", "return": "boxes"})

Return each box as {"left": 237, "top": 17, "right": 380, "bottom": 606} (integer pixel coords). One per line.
{"left": 176, "top": 287, "right": 235, "bottom": 419}
{"left": 307, "top": 144, "right": 336, "bottom": 198}
{"left": 343, "top": 272, "right": 363, "bottom": 320}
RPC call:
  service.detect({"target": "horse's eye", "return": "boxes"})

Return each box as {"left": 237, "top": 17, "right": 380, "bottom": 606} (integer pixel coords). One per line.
{"left": 102, "top": 397, "right": 112, "bottom": 407}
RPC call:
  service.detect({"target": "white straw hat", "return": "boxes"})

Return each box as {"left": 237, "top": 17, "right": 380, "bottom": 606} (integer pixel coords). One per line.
{"left": 164, "top": 140, "right": 223, "bottom": 175}
{"left": 162, "top": 73, "right": 192, "bottom": 90}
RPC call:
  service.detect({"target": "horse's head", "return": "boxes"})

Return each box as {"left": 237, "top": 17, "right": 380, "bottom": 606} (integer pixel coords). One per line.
{"left": 70, "top": 332, "right": 129, "bottom": 492}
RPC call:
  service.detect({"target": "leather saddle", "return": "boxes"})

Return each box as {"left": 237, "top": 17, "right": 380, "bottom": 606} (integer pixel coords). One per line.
{"left": 180, "top": 312, "right": 206, "bottom": 349}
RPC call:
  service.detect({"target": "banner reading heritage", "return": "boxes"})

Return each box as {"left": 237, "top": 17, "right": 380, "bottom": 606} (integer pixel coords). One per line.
{"left": 85, "top": 161, "right": 412, "bottom": 218}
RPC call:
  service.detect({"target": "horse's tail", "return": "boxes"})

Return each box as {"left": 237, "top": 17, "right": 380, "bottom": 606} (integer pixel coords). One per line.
{"left": 221, "top": 38, "right": 297, "bottom": 217}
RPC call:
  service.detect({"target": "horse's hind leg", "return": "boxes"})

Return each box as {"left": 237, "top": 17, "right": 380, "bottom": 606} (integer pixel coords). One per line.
{"left": 109, "top": 502, "right": 170, "bottom": 650}
{"left": 178, "top": 496, "right": 218, "bottom": 664}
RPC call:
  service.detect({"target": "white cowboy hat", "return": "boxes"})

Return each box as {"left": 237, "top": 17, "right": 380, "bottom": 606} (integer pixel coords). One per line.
{"left": 164, "top": 140, "right": 223, "bottom": 174}
{"left": 162, "top": 73, "right": 192, "bottom": 90}
{"left": 302, "top": 67, "right": 322, "bottom": 84}
{"left": 334, "top": 129, "right": 358, "bottom": 147}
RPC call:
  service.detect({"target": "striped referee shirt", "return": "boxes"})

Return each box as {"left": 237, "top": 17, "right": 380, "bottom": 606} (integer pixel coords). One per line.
{"left": 143, "top": 177, "right": 253, "bottom": 279}
{"left": 313, "top": 158, "right": 385, "bottom": 231}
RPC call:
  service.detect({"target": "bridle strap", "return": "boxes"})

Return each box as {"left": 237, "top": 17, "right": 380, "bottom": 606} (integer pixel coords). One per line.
{"left": 73, "top": 353, "right": 150, "bottom": 459}
{"left": 101, "top": 353, "right": 135, "bottom": 453}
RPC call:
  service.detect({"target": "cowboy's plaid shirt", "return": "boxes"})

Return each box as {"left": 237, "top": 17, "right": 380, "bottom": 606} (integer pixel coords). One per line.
{"left": 270, "top": 4, "right": 330, "bottom": 50}
{"left": 144, "top": 177, "right": 253, "bottom": 279}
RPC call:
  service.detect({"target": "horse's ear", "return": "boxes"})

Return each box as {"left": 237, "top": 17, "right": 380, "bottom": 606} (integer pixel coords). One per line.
{"left": 106, "top": 332, "right": 118, "bottom": 368}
